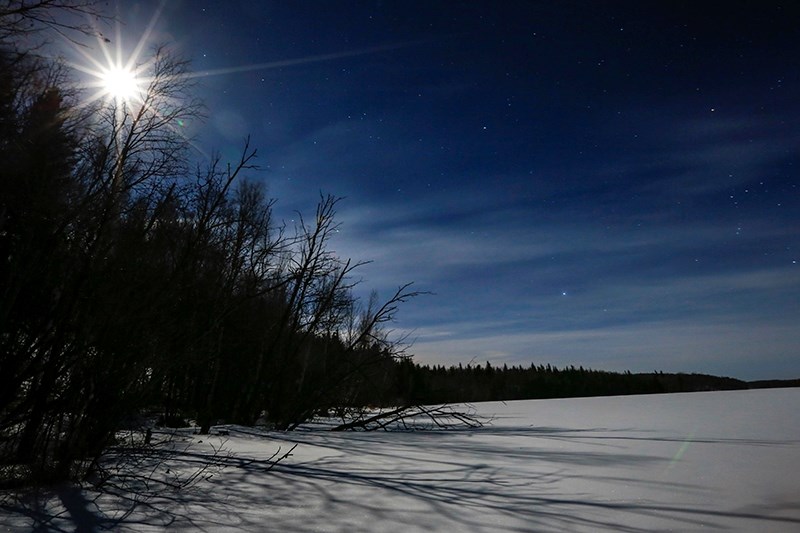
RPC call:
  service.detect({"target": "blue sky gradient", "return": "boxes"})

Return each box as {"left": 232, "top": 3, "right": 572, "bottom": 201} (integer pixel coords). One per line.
{"left": 94, "top": 1, "right": 799, "bottom": 379}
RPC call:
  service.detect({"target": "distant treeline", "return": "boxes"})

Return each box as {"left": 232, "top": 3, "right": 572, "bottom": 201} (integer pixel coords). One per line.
{"left": 747, "top": 379, "right": 800, "bottom": 389}
{"left": 384, "top": 360, "right": 799, "bottom": 405}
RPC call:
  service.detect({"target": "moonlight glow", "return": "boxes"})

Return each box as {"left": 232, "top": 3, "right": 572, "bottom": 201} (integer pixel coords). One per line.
{"left": 65, "top": 2, "right": 165, "bottom": 110}
{"left": 99, "top": 64, "right": 142, "bottom": 103}
{"left": 71, "top": 44, "right": 152, "bottom": 109}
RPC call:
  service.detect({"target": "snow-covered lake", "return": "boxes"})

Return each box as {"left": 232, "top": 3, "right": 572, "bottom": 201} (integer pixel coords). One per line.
{"left": 2, "top": 388, "right": 799, "bottom": 531}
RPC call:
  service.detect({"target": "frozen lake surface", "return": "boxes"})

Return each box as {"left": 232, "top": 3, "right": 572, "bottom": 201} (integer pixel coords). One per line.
{"left": 2, "top": 388, "right": 799, "bottom": 531}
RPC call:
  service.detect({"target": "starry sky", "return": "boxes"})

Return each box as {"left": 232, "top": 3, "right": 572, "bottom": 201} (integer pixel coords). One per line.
{"left": 83, "top": 1, "right": 799, "bottom": 380}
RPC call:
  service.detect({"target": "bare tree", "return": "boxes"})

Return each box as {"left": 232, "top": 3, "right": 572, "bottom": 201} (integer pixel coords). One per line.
{"left": 0, "top": 0, "right": 109, "bottom": 43}
{"left": 0, "top": 27, "right": 207, "bottom": 481}
{"left": 1, "top": 0, "right": 433, "bottom": 490}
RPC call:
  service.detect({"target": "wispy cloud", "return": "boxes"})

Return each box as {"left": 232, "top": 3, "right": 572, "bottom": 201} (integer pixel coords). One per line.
{"left": 240, "top": 67, "right": 800, "bottom": 381}
{"left": 600, "top": 111, "right": 799, "bottom": 197}
{"left": 408, "top": 318, "right": 799, "bottom": 379}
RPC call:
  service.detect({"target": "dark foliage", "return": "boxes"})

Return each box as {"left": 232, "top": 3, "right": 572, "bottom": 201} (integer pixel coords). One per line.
{"left": 0, "top": 8, "right": 416, "bottom": 485}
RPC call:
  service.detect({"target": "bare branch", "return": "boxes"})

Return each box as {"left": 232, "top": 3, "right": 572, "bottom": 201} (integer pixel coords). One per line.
{"left": 0, "top": 0, "right": 111, "bottom": 44}
{"left": 330, "top": 404, "right": 488, "bottom": 432}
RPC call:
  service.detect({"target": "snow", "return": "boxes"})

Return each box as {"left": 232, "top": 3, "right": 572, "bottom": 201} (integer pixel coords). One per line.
{"left": 2, "top": 388, "right": 799, "bottom": 532}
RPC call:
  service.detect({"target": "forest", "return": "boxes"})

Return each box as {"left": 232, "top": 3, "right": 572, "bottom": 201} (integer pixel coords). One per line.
{"left": 0, "top": 1, "right": 425, "bottom": 485}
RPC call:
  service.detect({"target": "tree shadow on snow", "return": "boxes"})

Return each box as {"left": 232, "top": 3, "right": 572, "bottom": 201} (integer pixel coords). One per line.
{"left": 2, "top": 425, "right": 799, "bottom": 532}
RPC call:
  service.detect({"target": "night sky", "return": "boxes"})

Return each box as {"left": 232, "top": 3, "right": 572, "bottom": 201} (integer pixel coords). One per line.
{"left": 71, "top": 1, "right": 799, "bottom": 380}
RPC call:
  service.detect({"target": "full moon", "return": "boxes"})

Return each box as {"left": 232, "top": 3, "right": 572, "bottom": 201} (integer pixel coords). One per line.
{"left": 100, "top": 65, "right": 141, "bottom": 103}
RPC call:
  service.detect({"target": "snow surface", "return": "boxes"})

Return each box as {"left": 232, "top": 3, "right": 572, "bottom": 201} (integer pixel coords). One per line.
{"left": 2, "top": 388, "right": 799, "bottom": 532}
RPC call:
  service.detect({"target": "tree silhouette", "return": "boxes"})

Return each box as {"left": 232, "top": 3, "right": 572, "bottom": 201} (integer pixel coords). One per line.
{"left": 1, "top": 5, "right": 420, "bottom": 484}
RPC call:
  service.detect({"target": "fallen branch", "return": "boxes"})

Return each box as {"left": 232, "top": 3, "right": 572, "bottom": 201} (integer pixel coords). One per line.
{"left": 330, "top": 404, "right": 488, "bottom": 432}
{"left": 264, "top": 443, "right": 298, "bottom": 472}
